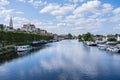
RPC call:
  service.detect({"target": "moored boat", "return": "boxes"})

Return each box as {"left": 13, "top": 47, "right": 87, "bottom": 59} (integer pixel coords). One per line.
{"left": 16, "top": 45, "right": 32, "bottom": 52}
{"left": 111, "top": 47, "right": 120, "bottom": 53}
{"left": 86, "top": 41, "right": 97, "bottom": 46}
{"left": 98, "top": 44, "right": 107, "bottom": 50}
{"left": 31, "top": 40, "right": 47, "bottom": 47}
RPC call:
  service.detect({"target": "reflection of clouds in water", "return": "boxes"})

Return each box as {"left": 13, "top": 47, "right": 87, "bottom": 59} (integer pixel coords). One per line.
{"left": 29, "top": 66, "right": 42, "bottom": 76}
{"left": 58, "top": 71, "right": 81, "bottom": 80}
{"left": 39, "top": 40, "right": 99, "bottom": 78}
{"left": 0, "top": 66, "right": 8, "bottom": 73}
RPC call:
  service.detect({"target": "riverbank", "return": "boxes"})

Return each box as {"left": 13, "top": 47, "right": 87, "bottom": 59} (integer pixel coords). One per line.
{"left": 0, "top": 39, "right": 61, "bottom": 55}
{"left": 0, "top": 49, "right": 14, "bottom": 55}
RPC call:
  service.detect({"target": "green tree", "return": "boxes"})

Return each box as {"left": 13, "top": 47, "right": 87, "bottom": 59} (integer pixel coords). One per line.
{"left": 107, "top": 38, "right": 117, "bottom": 42}
{"left": 82, "top": 32, "right": 95, "bottom": 41}
{"left": 68, "top": 33, "right": 73, "bottom": 39}
{"left": 0, "top": 31, "right": 53, "bottom": 46}
{"left": 78, "top": 35, "right": 82, "bottom": 41}
{"left": 0, "top": 24, "right": 4, "bottom": 30}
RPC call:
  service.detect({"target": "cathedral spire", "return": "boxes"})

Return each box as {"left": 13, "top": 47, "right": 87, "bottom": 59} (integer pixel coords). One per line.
{"left": 9, "top": 17, "right": 13, "bottom": 28}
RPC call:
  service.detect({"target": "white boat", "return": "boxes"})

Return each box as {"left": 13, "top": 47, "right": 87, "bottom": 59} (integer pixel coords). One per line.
{"left": 98, "top": 44, "right": 107, "bottom": 50}
{"left": 86, "top": 41, "right": 97, "bottom": 46}
{"left": 106, "top": 46, "right": 113, "bottom": 51}
{"left": 96, "top": 40, "right": 107, "bottom": 44}
{"left": 16, "top": 45, "right": 32, "bottom": 52}
{"left": 110, "top": 47, "right": 120, "bottom": 53}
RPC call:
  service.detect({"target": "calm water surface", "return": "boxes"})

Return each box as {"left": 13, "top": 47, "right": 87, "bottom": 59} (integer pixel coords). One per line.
{"left": 0, "top": 40, "right": 120, "bottom": 80}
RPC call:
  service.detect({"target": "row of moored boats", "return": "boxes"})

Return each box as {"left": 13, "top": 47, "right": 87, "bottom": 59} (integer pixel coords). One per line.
{"left": 84, "top": 41, "right": 120, "bottom": 53}
{"left": 16, "top": 39, "right": 60, "bottom": 52}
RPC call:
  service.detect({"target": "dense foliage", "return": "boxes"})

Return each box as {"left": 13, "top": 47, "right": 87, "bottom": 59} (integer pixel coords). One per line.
{"left": 82, "top": 33, "right": 95, "bottom": 41}
{"left": 67, "top": 33, "right": 73, "bottom": 39}
{"left": 0, "top": 24, "right": 4, "bottom": 30}
{"left": 0, "top": 31, "right": 53, "bottom": 45}
{"left": 107, "top": 38, "right": 117, "bottom": 42}
{"left": 78, "top": 35, "right": 82, "bottom": 41}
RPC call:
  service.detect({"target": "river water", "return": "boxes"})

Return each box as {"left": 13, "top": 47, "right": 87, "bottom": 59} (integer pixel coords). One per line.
{"left": 0, "top": 40, "right": 120, "bottom": 80}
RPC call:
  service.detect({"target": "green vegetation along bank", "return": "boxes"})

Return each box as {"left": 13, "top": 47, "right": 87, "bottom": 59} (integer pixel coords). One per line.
{"left": 0, "top": 30, "right": 53, "bottom": 46}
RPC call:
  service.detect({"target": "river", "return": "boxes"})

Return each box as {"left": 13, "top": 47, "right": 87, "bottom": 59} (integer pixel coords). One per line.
{"left": 0, "top": 40, "right": 120, "bottom": 80}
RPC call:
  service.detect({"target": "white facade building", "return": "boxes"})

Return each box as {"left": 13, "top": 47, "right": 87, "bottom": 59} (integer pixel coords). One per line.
{"left": 21, "top": 23, "right": 36, "bottom": 32}
{"left": 117, "top": 35, "right": 120, "bottom": 41}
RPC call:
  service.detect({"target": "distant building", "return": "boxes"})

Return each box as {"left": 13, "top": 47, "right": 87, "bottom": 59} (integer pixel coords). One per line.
{"left": 58, "top": 34, "right": 69, "bottom": 39}
{"left": 102, "top": 36, "right": 108, "bottom": 41}
{"left": 94, "top": 35, "right": 104, "bottom": 41}
{"left": 9, "top": 17, "right": 13, "bottom": 29}
{"left": 39, "top": 29, "right": 47, "bottom": 35}
{"left": 47, "top": 33, "right": 53, "bottom": 36}
{"left": 117, "top": 34, "right": 120, "bottom": 41}
{"left": 4, "top": 17, "right": 14, "bottom": 31}
{"left": 53, "top": 34, "right": 58, "bottom": 39}
{"left": 21, "top": 23, "right": 36, "bottom": 32}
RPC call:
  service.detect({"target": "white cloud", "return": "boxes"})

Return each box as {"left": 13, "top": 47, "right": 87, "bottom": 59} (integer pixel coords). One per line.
{"left": 67, "top": 0, "right": 84, "bottom": 3}
{"left": 16, "top": 11, "right": 24, "bottom": 14}
{"left": 17, "top": 0, "right": 47, "bottom": 7}
{"left": 110, "top": 7, "right": 120, "bottom": 22}
{"left": 17, "top": 0, "right": 26, "bottom": 3}
{"left": 40, "top": 3, "right": 60, "bottom": 13}
{"left": 0, "top": 0, "right": 10, "bottom": 6}
{"left": 40, "top": 3, "right": 76, "bottom": 16}
{"left": 13, "top": 17, "right": 29, "bottom": 24}
{"left": 113, "top": 7, "right": 120, "bottom": 15}
{"left": 73, "top": 0, "right": 101, "bottom": 16}
{"left": 114, "top": 24, "right": 120, "bottom": 30}
{"left": 28, "top": 0, "right": 47, "bottom": 7}
{"left": 102, "top": 3, "right": 113, "bottom": 14}
{"left": 0, "top": 7, "right": 14, "bottom": 21}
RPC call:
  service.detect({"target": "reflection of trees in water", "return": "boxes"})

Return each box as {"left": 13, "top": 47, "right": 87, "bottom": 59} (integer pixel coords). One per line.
{"left": 0, "top": 45, "right": 50, "bottom": 66}
{"left": 0, "top": 52, "right": 18, "bottom": 65}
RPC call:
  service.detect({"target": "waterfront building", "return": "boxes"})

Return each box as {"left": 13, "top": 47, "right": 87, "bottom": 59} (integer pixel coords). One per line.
{"left": 39, "top": 29, "right": 47, "bottom": 35}
{"left": 102, "top": 36, "right": 108, "bottom": 41}
{"left": 21, "top": 23, "right": 36, "bottom": 32}
{"left": 53, "top": 34, "right": 58, "bottom": 39}
{"left": 47, "top": 33, "right": 53, "bottom": 36}
{"left": 117, "top": 34, "right": 120, "bottom": 41}
{"left": 94, "top": 35, "right": 104, "bottom": 41}
{"left": 58, "top": 34, "right": 69, "bottom": 39}
{"left": 21, "top": 24, "right": 48, "bottom": 35}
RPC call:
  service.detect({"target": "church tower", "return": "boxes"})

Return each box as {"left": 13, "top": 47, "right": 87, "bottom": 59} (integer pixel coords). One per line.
{"left": 9, "top": 17, "right": 13, "bottom": 29}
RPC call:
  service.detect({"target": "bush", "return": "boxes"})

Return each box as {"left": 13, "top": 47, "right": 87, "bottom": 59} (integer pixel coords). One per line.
{"left": 0, "top": 47, "right": 7, "bottom": 51}
{"left": 0, "top": 48, "right": 2, "bottom": 52}
{"left": 6, "top": 45, "right": 14, "bottom": 49}
{"left": 107, "top": 38, "right": 117, "bottom": 42}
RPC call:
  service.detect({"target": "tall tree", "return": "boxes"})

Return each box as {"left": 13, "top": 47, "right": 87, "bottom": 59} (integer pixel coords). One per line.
{"left": 82, "top": 32, "right": 95, "bottom": 41}
{"left": 68, "top": 33, "right": 73, "bottom": 39}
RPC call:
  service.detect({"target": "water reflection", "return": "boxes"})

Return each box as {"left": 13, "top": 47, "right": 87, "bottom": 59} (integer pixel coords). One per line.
{"left": 0, "top": 45, "right": 50, "bottom": 66}
{"left": 0, "top": 40, "right": 120, "bottom": 80}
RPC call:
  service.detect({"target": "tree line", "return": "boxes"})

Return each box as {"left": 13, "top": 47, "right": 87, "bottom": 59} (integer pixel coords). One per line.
{"left": 0, "top": 30, "right": 53, "bottom": 45}
{"left": 78, "top": 32, "right": 117, "bottom": 42}
{"left": 78, "top": 33, "right": 95, "bottom": 41}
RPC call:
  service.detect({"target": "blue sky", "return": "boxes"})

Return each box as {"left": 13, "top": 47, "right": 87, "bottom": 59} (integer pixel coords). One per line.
{"left": 0, "top": 0, "right": 120, "bottom": 35}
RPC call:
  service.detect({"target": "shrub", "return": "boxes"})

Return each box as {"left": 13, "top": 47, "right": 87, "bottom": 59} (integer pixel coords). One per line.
{"left": 1, "top": 47, "right": 7, "bottom": 51}
{"left": 6, "top": 45, "right": 14, "bottom": 49}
